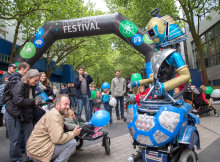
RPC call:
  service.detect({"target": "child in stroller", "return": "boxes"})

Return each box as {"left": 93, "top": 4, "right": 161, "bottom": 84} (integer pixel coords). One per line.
{"left": 64, "top": 109, "right": 103, "bottom": 139}
{"left": 64, "top": 109, "right": 111, "bottom": 155}
{"left": 185, "top": 85, "right": 218, "bottom": 116}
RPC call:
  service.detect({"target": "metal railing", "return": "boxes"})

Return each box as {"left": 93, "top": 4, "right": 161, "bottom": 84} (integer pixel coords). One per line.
{"left": 0, "top": 53, "right": 9, "bottom": 63}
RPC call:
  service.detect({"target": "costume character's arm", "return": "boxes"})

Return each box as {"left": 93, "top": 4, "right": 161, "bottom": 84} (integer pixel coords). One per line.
{"left": 162, "top": 52, "right": 191, "bottom": 92}
{"left": 128, "top": 74, "right": 153, "bottom": 88}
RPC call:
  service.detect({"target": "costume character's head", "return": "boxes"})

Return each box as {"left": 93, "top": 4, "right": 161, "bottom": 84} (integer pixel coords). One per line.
{"left": 146, "top": 9, "right": 187, "bottom": 48}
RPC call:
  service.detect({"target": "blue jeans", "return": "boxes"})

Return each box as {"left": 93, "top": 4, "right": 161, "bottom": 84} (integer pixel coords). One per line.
{"left": 5, "top": 111, "right": 33, "bottom": 162}
{"left": 104, "top": 103, "right": 113, "bottom": 124}
{"left": 69, "top": 96, "right": 77, "bottom": 110}
{"left": 77, "top": 94, "right": 90, "bottom": 122}
{"left": 89, "top": 99, "right": 94, "bottom": 119}
{"left": 115, "top": 96, "right": 124, "bottom": 117}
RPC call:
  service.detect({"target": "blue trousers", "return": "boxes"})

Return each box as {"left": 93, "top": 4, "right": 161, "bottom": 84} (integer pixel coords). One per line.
{"left": 104, "top": 104, "right": 113, "bottom": 124}
{"left": 69, "top": 96, "right": 77, "bottom": 110}
{"left": 5, "top": 111, "right": 33, "bottom": 162}
{"left": 115, "top": 96, "right": 124, "bottom": 117}
{"left": 89, "top": 99, "right": 94, "bottom": 119}
{"left": 77, "top": 94, "right": 90, "bottom": 122}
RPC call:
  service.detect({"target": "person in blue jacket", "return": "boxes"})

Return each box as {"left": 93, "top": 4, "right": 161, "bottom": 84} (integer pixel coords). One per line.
{"left": 102, "top": 88, "right": 113, "bottom": 125}
{"left": 74, "top": 66, "right": 93, "bottom": 122}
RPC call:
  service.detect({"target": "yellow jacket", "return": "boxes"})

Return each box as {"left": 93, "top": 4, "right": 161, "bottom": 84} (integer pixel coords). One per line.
{"left": 26, "top": 108, "right": 76, "bottom": 162}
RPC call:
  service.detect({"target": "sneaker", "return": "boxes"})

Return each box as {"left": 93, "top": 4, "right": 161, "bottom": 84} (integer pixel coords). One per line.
{"left": 117, "top": 116, "right": 120, "bottom": 120}
{"left": 92, "top": 132, "right": 103, "bottom": 138}
{"left": 121, "top": 116, "right": 125, "bottom": 119}
{"left": 94, "top": 127, "right": 102, "bottom": 132}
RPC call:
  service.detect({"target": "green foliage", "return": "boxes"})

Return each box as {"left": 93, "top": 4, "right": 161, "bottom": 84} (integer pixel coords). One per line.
{"left": 105, "top": 0, "right": 178, "bottom": 28}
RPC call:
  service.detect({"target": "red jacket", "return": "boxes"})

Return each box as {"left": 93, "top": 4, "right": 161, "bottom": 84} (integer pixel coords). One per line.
{"left": 199, "top": 92, "right": 208, "bottom": 104}
{"left": 135, "top": 88, "right": 150, "bottom": 106}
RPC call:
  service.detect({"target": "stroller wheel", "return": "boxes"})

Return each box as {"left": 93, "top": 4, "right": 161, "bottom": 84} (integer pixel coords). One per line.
{"left": 75, "top": 137, "right": 83, "bottom": 150}
{"left": 179, "top": 149, "right": 196, "bottom": 162}
{"left": 103, "top": 136, "right": 110, "bottom": 155}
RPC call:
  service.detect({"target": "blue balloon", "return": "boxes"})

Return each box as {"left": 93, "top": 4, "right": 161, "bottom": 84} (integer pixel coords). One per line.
{"left": 102, "top": 82, "right": 110, "bottom": 90}
{"left": 90, "top": 110, "right": 110, "bottom": 127}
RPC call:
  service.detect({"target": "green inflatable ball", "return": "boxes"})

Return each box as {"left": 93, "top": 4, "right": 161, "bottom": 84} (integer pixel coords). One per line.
{"left": 131, "top": 73, "right": 142, "bottom": 82}
{"left": 91, "top": 91, "right": 96, "bottom": 99}
{"left": 205, "top": 86, "right": 213, "bottom": 94}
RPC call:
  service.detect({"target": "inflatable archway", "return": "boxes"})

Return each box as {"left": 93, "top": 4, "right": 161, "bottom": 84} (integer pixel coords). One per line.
{"left": 12, "top": 13, "right": 153, "bottom": 78}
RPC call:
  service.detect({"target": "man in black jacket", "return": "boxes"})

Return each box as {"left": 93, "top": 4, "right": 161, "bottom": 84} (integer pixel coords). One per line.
{"left": 0, "top": 62, "right": 29, "bottom": 126}
{"left": 74, "top": 66, "right": 93, "bottom": 122}
{"left": 0, "top": 64, "right": 16, "bottom": 126}
{"left": 0, "top": 64, "right": 17, "bottom": 84}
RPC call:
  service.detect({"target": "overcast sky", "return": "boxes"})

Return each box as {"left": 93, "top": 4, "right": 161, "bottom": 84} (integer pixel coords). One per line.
{"left": 85, "top": 0, "right": 109, "bottom": 12}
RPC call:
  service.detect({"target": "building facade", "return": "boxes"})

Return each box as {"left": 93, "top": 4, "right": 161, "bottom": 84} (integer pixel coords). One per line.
{"left": 0, "top": 19, "right": 76, "bottom": 86}
{"left": 186, "top": 11, "right": 220, "bottom": 86}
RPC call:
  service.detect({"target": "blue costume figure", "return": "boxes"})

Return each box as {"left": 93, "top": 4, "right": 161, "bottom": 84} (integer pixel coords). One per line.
{"left": 127, "top": 9, "right": 200, "bottom": 162}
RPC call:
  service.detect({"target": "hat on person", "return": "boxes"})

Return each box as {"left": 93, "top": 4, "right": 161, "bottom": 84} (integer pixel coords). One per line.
{"left": 8, "top": 64, "right": 17, "bottom": 68}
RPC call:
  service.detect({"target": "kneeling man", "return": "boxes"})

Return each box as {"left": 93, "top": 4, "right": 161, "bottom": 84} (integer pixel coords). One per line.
{"left": 27, "top": 94, "right": 81, "bottom": 162}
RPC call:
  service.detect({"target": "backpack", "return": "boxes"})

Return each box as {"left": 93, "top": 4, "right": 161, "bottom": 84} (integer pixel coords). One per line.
{"left": 2, "top": 81, "right": 18, "bottom": 105}
{"left": 0, "top": 83, "right": 7, "bottom": 106}
{"left": 192, "top": 87, "right": 202, "bottom": 95}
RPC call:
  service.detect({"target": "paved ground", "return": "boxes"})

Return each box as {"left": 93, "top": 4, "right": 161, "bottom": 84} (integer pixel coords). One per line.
{"left": 1, "top": 105, "right": 220, "bottom": 162}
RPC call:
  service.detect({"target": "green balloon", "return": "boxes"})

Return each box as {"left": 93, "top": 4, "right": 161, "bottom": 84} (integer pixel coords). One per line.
{"left": 91, "top": 91, "right": 96, "bottom": 99}
{"left": 205, "top": 86, "right": 213, "bottom": 94}
{"left": 131, "top": 73, "right": 142, "bottom": 82}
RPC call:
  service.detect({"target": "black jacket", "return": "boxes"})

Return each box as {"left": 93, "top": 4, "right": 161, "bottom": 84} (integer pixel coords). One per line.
{"left": 8, "top": 72, "right": 22, "bottom": 82}
{"left": 74, "top": 74, "right": 93, "bottom": 99}
{"left": 5, "top": 81, "right": 36, "bottom": 122}
{"left": 60, "top": 87, "right": 68, "bottom": 94}
{"left": 1, "top": 72, "right": 22, "bottom": 106}
{"left": 68, "top": 87, "right": 76, "bottom": 97}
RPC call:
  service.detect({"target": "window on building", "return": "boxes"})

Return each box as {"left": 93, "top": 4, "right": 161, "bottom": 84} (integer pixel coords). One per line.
{"left": 192, "top": 21, "right": 220, "bottom": 69}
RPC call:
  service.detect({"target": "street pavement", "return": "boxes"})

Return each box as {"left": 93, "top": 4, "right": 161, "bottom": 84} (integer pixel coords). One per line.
{"left": 1, "top": 106, "right": 220, "bottom": 162}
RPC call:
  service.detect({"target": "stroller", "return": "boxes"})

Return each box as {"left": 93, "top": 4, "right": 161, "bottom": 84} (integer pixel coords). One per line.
{"left": 185, "top": 87, "right": 218, "bottom": 116}
{"left": 64, "top": 112, "right": 111, "bottom": 155}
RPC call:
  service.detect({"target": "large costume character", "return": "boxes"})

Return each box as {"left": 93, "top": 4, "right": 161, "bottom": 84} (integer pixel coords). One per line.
{"left": 129, "top": 14, "right": 190, "bottom": 96}
{"left": 126, "top": 10, "right": 200, "bottom": 150}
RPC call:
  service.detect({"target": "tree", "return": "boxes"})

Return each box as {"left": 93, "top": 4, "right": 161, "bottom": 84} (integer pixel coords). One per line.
{"left": 44, "top": 39, "right": 85, "bottom": 78}
{"left": 0, "top": 0, "right": 87, "bottom": 63}
{"left": 65, "top": 33, "right": 146, "bottom": 87}
{"left": 105, "top": 0, "right": 178, "bottom": 28}
{"left": 177, "top": 0, "right": 219, "bottom": 85}
{"left": 105, "top": 0, "right": 220, "bottom": 85}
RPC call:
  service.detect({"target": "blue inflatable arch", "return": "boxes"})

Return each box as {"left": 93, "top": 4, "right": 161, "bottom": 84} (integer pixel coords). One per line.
{"left": 13, "top": 13, "right": 154, "bottom": 77}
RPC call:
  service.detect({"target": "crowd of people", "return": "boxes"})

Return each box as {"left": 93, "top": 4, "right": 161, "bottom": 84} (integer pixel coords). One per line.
{"left": 0, "top": 62, "right": 130, "bottom": 162}
{"left": 0, "top": 62, "right": 213, "bottom": 162}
